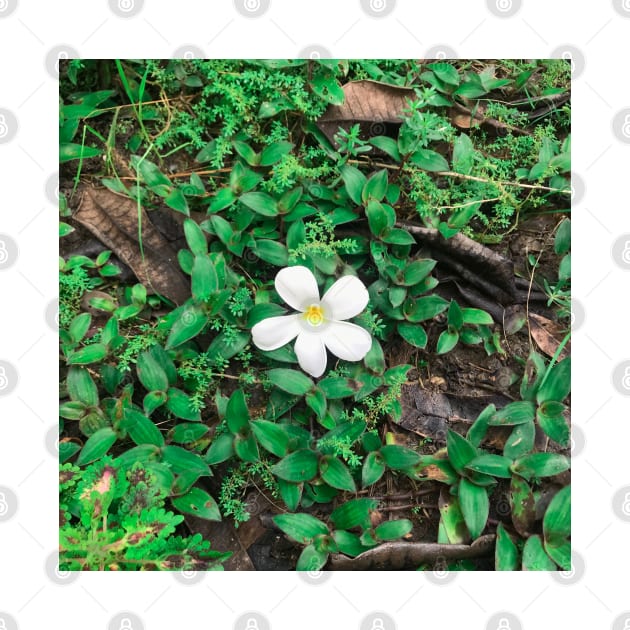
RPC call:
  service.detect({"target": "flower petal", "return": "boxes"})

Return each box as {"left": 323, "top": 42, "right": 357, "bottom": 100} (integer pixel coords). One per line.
{"left": 251, "top": 314, "right": 300, "bottom": 351}
{"left": 321, "top": 321, "right": 372, "bottom": 362}
{"left": 275, "top": 266, "right": 320, "bottom": 312}
{"left": 294, "top": 331, "right": 328, "bottom": 378}
{"left": 320, "top": 275, "right": 369, "bottom": 321}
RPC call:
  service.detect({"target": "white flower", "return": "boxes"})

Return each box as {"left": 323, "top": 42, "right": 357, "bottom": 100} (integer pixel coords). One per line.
{"left": 251, "top": 265, "right": 372, "bottom": 378}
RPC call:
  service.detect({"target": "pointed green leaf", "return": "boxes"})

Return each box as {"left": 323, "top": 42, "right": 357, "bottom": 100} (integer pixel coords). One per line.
{"left": 267, "top": 368, "right": 314, "bottom": 396}
{"left": 76, "top": 427, "right": 117, "bottom": 465}
{"left": 340, "top": 164, "right": 367, "bottom": 206}
{"left": 273, "top": 512, "right": 329, "bottom": 544}
{"left": 121, "top": 408, "right": 164, "bottom": 447}
{"left": 495, "top": 522, "right": 519, "bottom": 571}
{"left": 136, "top": 350, "right": 169, "bottom": 393}
{"left": 251, "top": 420, "right": 290, "bottom": 458}
{"left": 319, "top": 456, "right": 356, "bottom": 492}
{"left": 271, "top": 449, "right": 319, "bottom": 482}
{"left": 374, "top": 518, "right": 413, "bottom": 541}
{"left": 171, "top": 487, "right": 221, "bottom": 521}
{"left": 459, "top": 477, "right": 489, "bottom": 539}
{"left": 165, "top": 304, "right": 208, "bottom": 349}
{"left": 446, "top": 429, "right": 477, "bottom": 474}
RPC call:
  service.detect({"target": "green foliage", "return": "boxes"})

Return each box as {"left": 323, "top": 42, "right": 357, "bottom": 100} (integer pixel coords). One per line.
{"left": 59, "top": 58, "right": 570, "bottom": 571}
{"left": 59, "top": 459, "right": 231, "bottom": 570}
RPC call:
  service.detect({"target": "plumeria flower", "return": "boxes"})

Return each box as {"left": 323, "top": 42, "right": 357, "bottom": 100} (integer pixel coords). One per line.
{"left": 252, "top": 265, "right": 372, "bottom": 378}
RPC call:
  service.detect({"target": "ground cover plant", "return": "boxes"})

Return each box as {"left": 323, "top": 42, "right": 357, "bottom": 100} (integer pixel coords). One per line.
{"left": 59, "top": 58, "right": 571, "bottom": 571}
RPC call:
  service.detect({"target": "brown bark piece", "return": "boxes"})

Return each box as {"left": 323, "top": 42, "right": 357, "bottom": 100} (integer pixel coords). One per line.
{"left": 328, "top": 534, "right": 495, "bottom": 570}
{"left": 74, "top": 188, "right": 190, "bottom": 305}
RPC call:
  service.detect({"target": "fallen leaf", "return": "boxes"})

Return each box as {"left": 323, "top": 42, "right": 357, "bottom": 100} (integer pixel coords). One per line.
{"left": 74, "top": 188, "right": 190, "bottom": 305}
{"left": 529, "top": 312, "right": 570, "bottom": 360}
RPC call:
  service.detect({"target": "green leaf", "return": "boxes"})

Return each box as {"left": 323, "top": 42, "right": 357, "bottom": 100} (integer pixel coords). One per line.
{"left": 251, "top": 420, "right": 290, "bottom": 458}
{"left": 381, "top": 228, "right": 416, "bottom": 245}
{"left": 459, "top": 477, "right": 489, "bottom": 539}
{"left": 209, "top": 188, "right": 236, "bottom": 212}
{"left": 452, "top": 133, "right": 475, "bottom": 174}
{"left": 207, "top": 330, "right": 250, "bottom": 363}
{"left": 461, "top": 308, "right": 494, "bottom": 325}
{"left": 511, "top": 453, "right": 570, "bottom": 480}
{"left": 67, "top": 343, "right": 107, "bottom": 365}
{"left": 537, "top": 407, "right": 570, "bottom": 447}
{"left": 340, "top": 164, "right": 367, "bottom": 206}
{"left": 397, "top": 322, "right": 428, "bottom": 348}
{"left": 428, "top": 62, "right": 460, "bottom": 85}
{"left": 60, "top": 142, "right": 103, "bottom": 163}
{"left": 364, "top": 338, "right": 385, "bottom": 374}
{"left": 466, "top": 454, "right": 512, "bottom": 479}
{"left": 121, "top": 408, "right": 164, "bottom": 447}
{"left": 247, "top": 303, "right": 286, "bottom": 328}
{"left": 447, "top": 201, "right": 481, "bottom": 230}
{"left": 446, "top": 299, "right": 464, "bottom": 329}
{"left": 296, "top": 544, "right": 329, "bottom": 571}
{"left": 252, "top": 240, "right": 289, "bottom": 266}
{"left": 165, "top": 304, "right": 208, "bottom": 349}
{"left": 438, "top": 490, "right": 468, "bottom": 544}
{"left": 402, "top": 259, "right": 437, "bottom": 286}
{"left": 310, "top": 74, "right": 345, "bottom": 105}
{"left": 233, "top": 140, "right": 259, "bottom": 165}
{"left": 225, "top": 389, "right": 250, "bottom": 434}
{"left": 503, "top": 421, "right": 536, "bottom": 459}
{"left": 522, "top": 535, "right": 557, "bottom": 570}
{"left": 273, "top": 513, "right": 329, "bottom": 544}
{"left": 436, "top": 330, "right": 459, "bottom": 354}
{"left": 143, "top": 390, "right": 167, "bottom": 416}
{"left": 171, "top": 487, "right": 221, "bottom": 521}
{"left": 495, "top": 523, "right": 519, "bottom": 571}
{"left": 136, "top": 350, "right": 169, "bottom": 392}
{"left": 362, "top": 451, "right": 385, "bottom": 487}
{"left": 466, "top": 404, "right": 495, "bottom": 447}
{"left": 305, "top": 388, "right": 327, "bottom": 419}
{"left": 170, "top": 423, "right": 209, "bottom": 444}
{"left": 330, "top": 497, "right": 379, "bottom": 530}
{"left": 77, "top": 427, "right": 117, "bottom": 465}
{"left": 318, "top": 377, "right": 359, "bottom": 399}
{"left": 369, "top": 135, "right": 401, "bottom": 161}
{"left": 68, "top": 312, "right": 92, "bottom": 343}
{"left": 191, "top": 255, "right": 218, "bottom": 301}
{"left": 166, "top": 388, "right": 201, "bottom": 422}
{"left": 410, "top": 149, "right": 449, "bottom": 172}
{"left": 165, "top": 188, "right": 189, "bottom": 215}
{"left": 374, "top": 518, "right": 413, "bottom": 541}
{"left": 59, "top": 222, "right": 74, "bottom": 237}
{"left": 66, "top": 367, "right": 99, "bottom": 406}
{"left": 537, "top": 358, "right": 571, "bottom": 404}
{"left": 137, "top": 159, "right": 171, "bottom": 194}
{"left": 234, "top": 433, "right": 260, "bottom": 462}
{"left": 59, "top": 401, "right": 87, "bottom": 420}
{"left": 277, "top": 479, "right": 302, "bottom": 511}
{"left": 205, "top": 433, "right": 235, "bottom": 465}
{"left": 161, "top": 445, "right": 210, "bottom": 476}
{"left": 362, "top": 169, "right": 388, "bottom": 203}
{"left": 555, "top": 218, "right": 571, "bottom": 255}
{"left": 543, "top": 486, "right": 571, "bottom": 569}
{"left": 333, "top": 530, "right": 368, "bottom": 557}
{"left": 260, "top": 140, "right": 294, "bottom": 166}
{"left": 365, "top": 199, "right": 389, "bottom": 237}
{"left": 489, "top": 401, "right": 536, "bottom": 426}
{"left": 404, "top": 295, "right": 449, "bottom": 322}
{"left": 239, "top": 191, "right": 278, "bottom": 216}
{"left": 446, "top": 429, "right": 477, "bottom": 474}
{"left": 380, "top": 444, "right": 421, "bottom": 470}
{"left": 510, "top": 474, "right": 536, "bottom": 537}
{"left": 267, "top": 368, "right": 314, "bottom": 396}
{"left": 319, "top": 456, "right": 356, "bottom": 492}
{"left": 271, "top": 449, "right": 319, "bottom": 482}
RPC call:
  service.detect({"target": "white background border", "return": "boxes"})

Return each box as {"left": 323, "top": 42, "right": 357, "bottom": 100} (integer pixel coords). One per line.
{"left": 0, "top": 0, "right": 629, "bottom": 628}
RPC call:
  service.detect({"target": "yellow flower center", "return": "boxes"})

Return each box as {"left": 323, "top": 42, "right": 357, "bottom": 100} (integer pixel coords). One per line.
{"left": 304, "top": 304, "right": 325, "bottom": 327}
